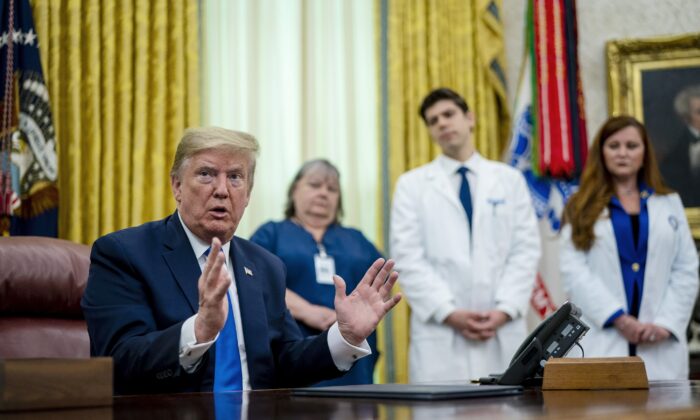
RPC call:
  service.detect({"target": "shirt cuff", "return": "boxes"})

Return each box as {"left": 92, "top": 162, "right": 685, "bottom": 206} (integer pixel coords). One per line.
{"left": 179, "top": 314, "right": 218, "bottom": 372}
{"left": 433, "top": 303, "right": 457, "bottom": 324}
{"left": 495, "top": 302, "right": 519, "bottom": 321}
{"left": 654, "top": 322, "right": 679, "bottom": 341}
{"left": 327, "top": 322, "right": 371, "bottom": 371}
{"left": 603, "top": 309, "right": 625, "bottom": 328}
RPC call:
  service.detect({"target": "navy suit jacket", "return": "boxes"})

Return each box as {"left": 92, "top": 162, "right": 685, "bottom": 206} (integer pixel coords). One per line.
{"left": 81, "top": 212, "right": 342, "bottom": 395}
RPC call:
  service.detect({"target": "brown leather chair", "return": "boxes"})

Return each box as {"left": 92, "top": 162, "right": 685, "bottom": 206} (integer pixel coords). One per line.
{"left": 0, "top": 236, "right": 91, "bottom": 358}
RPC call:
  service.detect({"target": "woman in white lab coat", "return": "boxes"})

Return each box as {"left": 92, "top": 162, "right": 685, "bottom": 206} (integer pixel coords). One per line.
{"left": 560, "top": 115, "right": 698, "bottom": 380}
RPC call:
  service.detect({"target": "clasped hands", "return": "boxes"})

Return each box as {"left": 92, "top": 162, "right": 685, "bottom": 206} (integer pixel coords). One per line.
{"left": 445, "top": 309, "right": 511, "bottom": 341}
{"left": 194, "top": 237, "right": 402, "bottom": 346}
{"left": 614, "top": 314, "right": 670, "bottom": 344}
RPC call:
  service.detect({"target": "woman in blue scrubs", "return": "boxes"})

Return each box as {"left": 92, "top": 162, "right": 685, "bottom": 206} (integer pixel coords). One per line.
{"left": 251, "top": 159, "right": 382, "bottom": 385}
{"left": 560, "top": 116, "right": 699, "bottom": 380}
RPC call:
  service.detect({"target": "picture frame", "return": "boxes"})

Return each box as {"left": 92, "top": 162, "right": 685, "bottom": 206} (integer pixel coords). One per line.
{"left": 607, "top": 33, "right": 700, "bottom": 239}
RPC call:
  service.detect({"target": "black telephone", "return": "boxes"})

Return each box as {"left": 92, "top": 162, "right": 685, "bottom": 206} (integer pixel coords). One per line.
{"left": 480, "top": 301, "right": 589, "bottom": 386}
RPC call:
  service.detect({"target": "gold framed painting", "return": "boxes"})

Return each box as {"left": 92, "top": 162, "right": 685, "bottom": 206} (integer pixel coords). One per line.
{"left": 607, "top": 33, "right": 700, "bottom": 239}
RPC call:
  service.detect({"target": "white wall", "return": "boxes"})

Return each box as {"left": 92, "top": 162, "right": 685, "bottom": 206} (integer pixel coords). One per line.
{"left": 503, "top": 0, "right": 700, "bottom": 140}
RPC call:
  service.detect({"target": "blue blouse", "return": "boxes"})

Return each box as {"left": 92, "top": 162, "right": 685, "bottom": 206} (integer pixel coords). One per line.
{"left": 250, "top": 219, "right": 382, "bottom": 385}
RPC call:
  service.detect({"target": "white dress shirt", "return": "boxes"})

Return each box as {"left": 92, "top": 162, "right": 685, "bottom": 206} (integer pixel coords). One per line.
{"left": 437, "top": 152, "right": 482, "bottom": 205}
{"left": 688, "top": 126, "right": 700, "bottom": 176}
{"left": 176, "top": 215, "right": 370, "bottom": 390}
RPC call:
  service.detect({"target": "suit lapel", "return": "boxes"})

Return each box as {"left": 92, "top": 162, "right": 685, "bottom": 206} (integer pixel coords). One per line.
{"left": 598, "top": 208, "right": 625, "bottom": 284}
{"left": 162, "top": 212, "right": 201, "bottom": 313}
{"left": 230, "top": 239, "right": 267, "bottom": 363}
{"left": 425, "top": 159, "right": 463, "bottom": 213}
{"left": 472, "top": 160, "right": 494, "bottom": 224}
{"left": 641, "top": 195, "right": 662, "bottom": 312}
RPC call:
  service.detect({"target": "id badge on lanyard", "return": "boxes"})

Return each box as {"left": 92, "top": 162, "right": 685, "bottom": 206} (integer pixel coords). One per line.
{"left": 314, "top": 243, "right": 336, "bottom": 285}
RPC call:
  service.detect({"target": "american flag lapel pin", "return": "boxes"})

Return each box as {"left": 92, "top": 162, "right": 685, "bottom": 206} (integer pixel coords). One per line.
{"left": 244, "top": 266, "right": 253, "bottom": 276}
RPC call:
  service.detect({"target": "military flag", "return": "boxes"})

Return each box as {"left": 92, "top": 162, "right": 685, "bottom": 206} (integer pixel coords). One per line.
{"left": 507, "top": 0, "right": 587, "bottom": 318}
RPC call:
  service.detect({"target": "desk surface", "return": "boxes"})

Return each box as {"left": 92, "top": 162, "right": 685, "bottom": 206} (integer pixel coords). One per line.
{"left": 5, "top": 380, "right": 700, "bottom": 419}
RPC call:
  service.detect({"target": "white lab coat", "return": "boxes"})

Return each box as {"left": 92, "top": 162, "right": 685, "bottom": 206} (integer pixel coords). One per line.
{"left": 560, "top": 193, "right": 699, "bottom": 380}
{"left": 390, "top": 155, "right": 540, "bottom": 382}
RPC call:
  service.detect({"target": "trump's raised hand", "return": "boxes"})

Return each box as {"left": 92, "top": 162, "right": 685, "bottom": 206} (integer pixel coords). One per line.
{"left": 333, "top": 258, "right": 402, "bottom": 346}
{"left": 194, "top": 237, "right": 231, "bottom": 343}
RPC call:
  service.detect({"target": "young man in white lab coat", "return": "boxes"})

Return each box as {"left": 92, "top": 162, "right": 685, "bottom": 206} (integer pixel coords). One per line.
{"left": 390, "top": 88, "right": 541, "bottom": 382}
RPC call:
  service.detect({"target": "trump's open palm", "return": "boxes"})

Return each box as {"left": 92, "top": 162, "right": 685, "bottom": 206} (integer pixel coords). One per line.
{"left": 333, "top": 258, "right": 402, "bottom": 346}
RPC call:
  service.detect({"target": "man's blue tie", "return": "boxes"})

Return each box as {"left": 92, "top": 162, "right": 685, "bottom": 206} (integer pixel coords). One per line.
{"left": 456, "top": 166, "right": 473, "bottom": 228}
{"left": 204, "top": 247, "right": 243, "bottom": 392}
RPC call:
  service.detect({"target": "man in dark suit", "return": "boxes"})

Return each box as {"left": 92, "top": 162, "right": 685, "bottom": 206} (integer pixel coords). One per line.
{"left": 81, "top": 127, "right": 401, "bottom": 395}
{"left": 661, "top": 84, "right": 700, "bottom": 207}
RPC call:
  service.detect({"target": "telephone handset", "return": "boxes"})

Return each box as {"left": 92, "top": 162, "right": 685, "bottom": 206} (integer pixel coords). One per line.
{"left": 480, "top": 301, "right": 589, "bottom": 386}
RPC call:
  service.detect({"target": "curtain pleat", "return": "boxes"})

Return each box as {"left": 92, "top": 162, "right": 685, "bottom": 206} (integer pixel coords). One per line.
{"left": 31, "top": 0, "right": 199, "bottom": 244}
{"left": 114, "top": 2, "right": 135, "bottom": 232}
{"left": 100, "top": 0, "right": 117, "bottom": 234}
{"left": 379, "top": 0, "right": 508, "bottom": 384}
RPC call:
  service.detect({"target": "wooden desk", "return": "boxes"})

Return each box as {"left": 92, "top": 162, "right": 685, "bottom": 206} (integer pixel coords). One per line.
{"left": 3, "top": 381, "right": 700, "bottom": 419}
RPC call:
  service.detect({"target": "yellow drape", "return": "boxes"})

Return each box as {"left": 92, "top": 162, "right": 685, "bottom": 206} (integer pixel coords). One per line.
{"left": 31, "top": 0, "right": 200, "bottom": 245}
{"left": 377, "top": 0, "right": 508, "bottom": 384}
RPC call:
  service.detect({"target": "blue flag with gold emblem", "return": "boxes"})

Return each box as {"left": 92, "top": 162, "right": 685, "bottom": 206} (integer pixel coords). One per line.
{"left": 0, "top": 0, "right": 57, "bottom": 236}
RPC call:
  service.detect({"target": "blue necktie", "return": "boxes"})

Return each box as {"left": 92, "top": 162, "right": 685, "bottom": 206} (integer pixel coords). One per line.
{"left": 456, "top": 166, "right": 473, "bottom": 228}
{"left": 204, "top": 247, "right": 243, "bottom": 392}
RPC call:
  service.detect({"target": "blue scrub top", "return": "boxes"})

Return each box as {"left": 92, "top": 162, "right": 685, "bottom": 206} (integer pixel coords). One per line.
{"left": 250, "top": 219, "right": 382, "bottom": 385}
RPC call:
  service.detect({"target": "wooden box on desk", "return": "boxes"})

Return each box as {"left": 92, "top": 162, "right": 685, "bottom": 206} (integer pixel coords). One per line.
{"left": 542, "top": 356, "right": 649, "bottom": 390}
{"left": 0, "top": 357, "right": 113, "bottom": 411}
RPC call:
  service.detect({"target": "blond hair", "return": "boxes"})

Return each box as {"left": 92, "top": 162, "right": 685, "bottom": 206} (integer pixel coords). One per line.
{"left": 170, "top": 127, "right": 260, "bottom": 190}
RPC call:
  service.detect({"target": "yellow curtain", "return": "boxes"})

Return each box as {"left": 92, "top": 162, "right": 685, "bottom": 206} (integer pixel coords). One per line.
{"left": 31, "top": 0, "right": 200, "bottom": 245}
{"left": 376, "top": 0, "right": 508, "bottom": 384}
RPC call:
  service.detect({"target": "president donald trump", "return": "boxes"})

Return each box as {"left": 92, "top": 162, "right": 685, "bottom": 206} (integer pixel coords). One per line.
{"left": 82, "top": 127, "right": 401, "bottom": 395}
